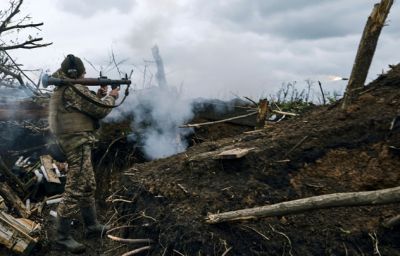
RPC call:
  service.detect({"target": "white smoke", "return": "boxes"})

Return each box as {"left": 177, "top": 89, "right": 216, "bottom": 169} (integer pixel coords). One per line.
{"left": 109, "top": 85, "right": 194, "bottom": 160}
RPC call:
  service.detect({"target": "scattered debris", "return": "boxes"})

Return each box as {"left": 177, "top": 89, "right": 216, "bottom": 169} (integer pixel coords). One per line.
{"left": 0, "top": 211, "right": 40, "bottom": 254}
{"left": 217, "top": 148, "right": 255, "bottom": 159}
{"left": 0, "top": 152, "right": 68, "bottom": 253}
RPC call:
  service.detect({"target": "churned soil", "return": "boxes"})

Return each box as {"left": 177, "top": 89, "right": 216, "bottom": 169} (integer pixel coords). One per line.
{"left": 99, "top": 65, "right": 400, "bottom": 256}
{"left": 14, "top": 64, "right": 400, "bottom": 256}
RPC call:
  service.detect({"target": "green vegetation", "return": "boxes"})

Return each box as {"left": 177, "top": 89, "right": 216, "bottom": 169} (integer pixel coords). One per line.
{"left": 269, "top": 80, "right": 341, "bottom": 116}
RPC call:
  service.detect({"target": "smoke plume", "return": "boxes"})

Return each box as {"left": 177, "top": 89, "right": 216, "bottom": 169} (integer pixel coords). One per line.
{"left": 110, "top": 86, "right": 194, "bottom": 160}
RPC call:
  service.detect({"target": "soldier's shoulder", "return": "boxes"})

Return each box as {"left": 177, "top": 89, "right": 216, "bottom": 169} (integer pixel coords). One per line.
{"left": 52, "top": 69, "right": 67, "bottom": 79}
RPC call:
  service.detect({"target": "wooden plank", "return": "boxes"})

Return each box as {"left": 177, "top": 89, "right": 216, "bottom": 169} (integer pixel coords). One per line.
{"left": 0, "top": 211, "right": 38, "bottom": 254}
{"left": 217, "top": 148, "right": 254, "bottom": 159}
{"left": 40, "top": 155, "right": 61, "bottom": 184}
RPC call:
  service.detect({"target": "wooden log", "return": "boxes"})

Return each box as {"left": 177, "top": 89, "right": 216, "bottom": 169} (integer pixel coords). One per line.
{"left": 0, "top": 211, "right": 39, "bottom": 254}
{"left": 255, "top": 99, "right": 268, "bottom": 129}
{"left": 0, "top": 183, "right": 30, "bottom": 218}
{"left": 206, "top": 186, "right": 400, "bottom": 224}
{"left": 342, "top": 0, "right": 394, "bottom": 108}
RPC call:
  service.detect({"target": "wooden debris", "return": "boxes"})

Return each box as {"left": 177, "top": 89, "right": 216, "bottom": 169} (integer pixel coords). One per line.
{"left": 180, "top": 112, "right": 258, "bottom": 128}
{"left": 0, "top": 183, "right": 30, "bottom": 218}
{"left": 221, "top": 247, "right": 233, "bottom": 256}
{"left": 272, "top": 110, "right": 298, "bottom": 117}
{"left": 0, "top": 196, "right": 7, "bottom": 212}
{"left": 216, "top": 148, "right": 254, "bottom": 159}
{"left": 255, "top": 99, "right": 268, "bottom": 130}
{"left": 282, "top": 135, "right": 309, "bottom": 159}
{"left": 40, "top": 155, "right": 61, "bottom": 184}
{"left": 177, "top": 183, "right": 189, "bottom": 194}
{"left": 107, "top": 235, "right": 153, "bottom": 244}
{"left": 46, "top": 198, "right": 62, "bottom": 205}
{"left": 121, "top": 246, "right": 152, "bottom": 256}
{"left": 275, "top": 159, "right": 291, "bottom": 163}
{"left": 0, "top": 211, "right": 39, "bottom": 255}
{"left": 0, "top": 156, "right": 27, "bottom": 195}
{"left": 206, "top": 186, "right": 400, "bottom": 224}
{"left": 383, "top": 214, "right": 400, "bottom": 229}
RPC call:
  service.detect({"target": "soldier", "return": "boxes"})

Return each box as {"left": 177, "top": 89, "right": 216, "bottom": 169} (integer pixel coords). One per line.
{"left": 48, "top": 54, "right": 119, "bottom": 253}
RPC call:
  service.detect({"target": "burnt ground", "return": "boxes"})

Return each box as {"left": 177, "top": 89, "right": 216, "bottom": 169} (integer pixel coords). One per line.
{"left": 2, "top": 64, "right": 400, "bottom": 255}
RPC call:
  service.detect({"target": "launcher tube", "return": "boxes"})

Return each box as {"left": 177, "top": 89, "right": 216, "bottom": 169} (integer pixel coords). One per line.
{"left": 42, "top": 74, "right": 131, "bottom": 88}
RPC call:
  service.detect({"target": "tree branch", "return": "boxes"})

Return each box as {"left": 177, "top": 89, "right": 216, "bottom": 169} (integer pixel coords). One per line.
{"left": 1, "top": 22, "right": 44, "bottom": 33}
{"left": 0, "top": 0, "right": 23, "bottom": 34}
{"left": 0, "top": 38, "right": 52, "bottom": 50}
{"left": 0, "top": 64, "right": 24, "bottom": 86}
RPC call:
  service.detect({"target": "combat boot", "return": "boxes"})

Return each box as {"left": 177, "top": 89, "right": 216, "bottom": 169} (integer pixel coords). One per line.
{"left": 81, "top": 203, "right": 109, "bottom": 238}
{"left": 55, "top": 216, "right": 86, "bottom": 254}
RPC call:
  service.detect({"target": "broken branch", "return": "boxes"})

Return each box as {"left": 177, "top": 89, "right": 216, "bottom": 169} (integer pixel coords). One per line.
{"left": 272, "top": 110, "right": 298, "bottom": 116}
{"left": 121, "top": 246, "right": 152, "bottom": 256}
{"left": 283, "top": 135, "right": 309, "bottom": 159}
{"left": 107, "top": 235, "right": 153, "bottom": 245}
{"left": 180, "top": 112, "right": 257, "bottom": 128}
{"left": 382, "top": 214, "right": 400, "bottom": 228}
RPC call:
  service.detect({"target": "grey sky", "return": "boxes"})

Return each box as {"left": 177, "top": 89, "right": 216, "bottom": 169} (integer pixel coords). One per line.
{"left": 56, "top": 0, "right": 136, "bottom": 16}
{"left": 2, "top": 0, "right": 398, "bottom": 99}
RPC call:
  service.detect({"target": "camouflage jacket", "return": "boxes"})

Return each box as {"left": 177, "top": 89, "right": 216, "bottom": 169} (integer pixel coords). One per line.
{"left": 49, "top": 70, "right": 115, "bottom": 151}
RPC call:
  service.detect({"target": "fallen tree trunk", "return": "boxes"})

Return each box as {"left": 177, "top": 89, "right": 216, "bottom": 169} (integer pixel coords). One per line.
{"left": 206, "top": 186, "right": 400, "bottom": 224}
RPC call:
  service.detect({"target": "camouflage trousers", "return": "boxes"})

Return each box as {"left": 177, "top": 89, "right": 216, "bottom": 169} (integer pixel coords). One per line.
{"left": 57, "top": 143, "right": 96, "bottom": 218}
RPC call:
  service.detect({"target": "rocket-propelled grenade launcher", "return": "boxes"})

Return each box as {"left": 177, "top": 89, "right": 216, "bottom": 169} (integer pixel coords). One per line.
{"left": 41, "top": 74, "right": 131, "bottom": 89}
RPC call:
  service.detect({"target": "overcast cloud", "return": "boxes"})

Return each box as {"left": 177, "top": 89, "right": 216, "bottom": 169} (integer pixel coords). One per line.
{"left": 2, "top": 0, "right": 399, "bottom": 99}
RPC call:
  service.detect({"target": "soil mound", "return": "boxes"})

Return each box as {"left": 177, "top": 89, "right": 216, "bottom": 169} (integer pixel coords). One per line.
{"left": 106, "top": 65, "right": 400, "bottom": 255}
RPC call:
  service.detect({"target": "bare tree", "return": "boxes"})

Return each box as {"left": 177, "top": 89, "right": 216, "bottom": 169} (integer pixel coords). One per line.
{"left": 0, "top": 0, "right": 51, "bottom": 50}
{"left": 0, "top": 0, "right": 52, "bottom": 95}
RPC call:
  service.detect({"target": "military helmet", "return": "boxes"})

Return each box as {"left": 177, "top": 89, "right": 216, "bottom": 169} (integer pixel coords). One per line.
{"left": 60, "top": 54, "right": 86, "bottom": 78}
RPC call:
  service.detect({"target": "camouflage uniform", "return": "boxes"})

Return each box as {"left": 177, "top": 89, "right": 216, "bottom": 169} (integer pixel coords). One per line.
{"left": 49, "top": 74, "right": 115, "bottom": 218}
